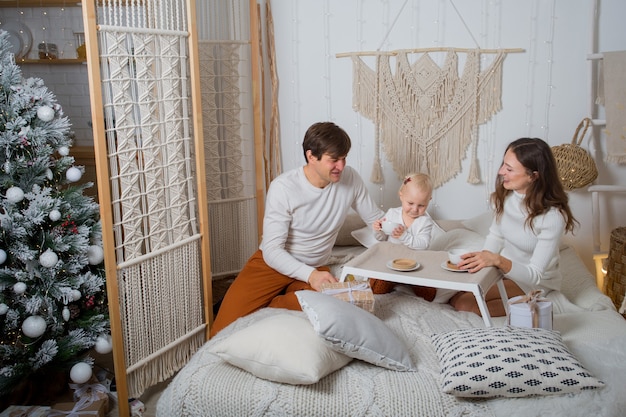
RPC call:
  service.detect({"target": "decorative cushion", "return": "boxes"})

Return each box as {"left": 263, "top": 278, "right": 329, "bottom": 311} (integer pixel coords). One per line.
{"left": 431, "top": 326, "right": 604, "bottom": 398}
{"left": 460, "top": 211, "right": 493, "bottom": 235}
{"left": 209, "top": 313, "right": 352, "bottom": 385}
{"left": 296, "top": 290, "right": 416, "bottom": 371}
{"left": 335, "top": 213, "right": 366, "bottom": 246}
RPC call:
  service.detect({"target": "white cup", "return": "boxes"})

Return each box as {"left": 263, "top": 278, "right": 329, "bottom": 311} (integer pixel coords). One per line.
{"left": 382, "top": 220, "right": 402, "bottom": 235}
{"left": 448, "top": 248, "right": 467, "bottom": 265}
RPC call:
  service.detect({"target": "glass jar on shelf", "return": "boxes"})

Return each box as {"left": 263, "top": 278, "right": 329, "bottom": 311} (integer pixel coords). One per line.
{"left": 38, "top": 42, "right": 58, "bottom": 60}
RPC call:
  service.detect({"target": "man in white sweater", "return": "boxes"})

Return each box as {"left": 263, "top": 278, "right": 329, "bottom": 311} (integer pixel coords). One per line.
{"left": 210, "top": 122, "right": 383, "bottom": 336}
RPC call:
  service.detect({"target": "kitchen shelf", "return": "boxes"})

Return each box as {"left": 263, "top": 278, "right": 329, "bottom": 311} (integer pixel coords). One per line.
{"left": 0, "top": 1, "right": 81, "bottom": 7}
{"left": 17, "top": 58, "right": 86, "bottom": 64}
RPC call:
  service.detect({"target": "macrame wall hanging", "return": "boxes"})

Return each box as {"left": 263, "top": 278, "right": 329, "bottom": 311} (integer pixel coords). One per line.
{"left": 337, "top": 0, "right": 523, "bottom": 188}
{"left": 340, "top": 48, "right": 518, "bottom": 188}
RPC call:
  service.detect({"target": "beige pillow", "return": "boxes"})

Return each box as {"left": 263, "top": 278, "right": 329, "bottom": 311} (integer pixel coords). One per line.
{"left": 335, "top": 213, "right": 366, "bottom": 246}
{"left": 210, "top": 314, "right": 352, "bottom": 384}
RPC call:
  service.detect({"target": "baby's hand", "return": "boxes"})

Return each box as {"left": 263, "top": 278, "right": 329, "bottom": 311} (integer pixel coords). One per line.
{"left": 390, "top": 225, "right": 405, "bottom": 238}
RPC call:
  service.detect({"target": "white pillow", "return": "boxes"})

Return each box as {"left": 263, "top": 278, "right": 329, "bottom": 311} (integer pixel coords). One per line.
{"left": 335, "top": 213, "right": 366, "bottom": 246}
{"left": 431, "top": 326, "right": 605, "bottom": 398}
{"left": 461, "top": 211, "right": 493, "bottom": 235}
{"left": 209, "top": 313, "right": 352, "bottom": 385}
{"left": 296, "top": 290, "right": 416, "bottom": 371}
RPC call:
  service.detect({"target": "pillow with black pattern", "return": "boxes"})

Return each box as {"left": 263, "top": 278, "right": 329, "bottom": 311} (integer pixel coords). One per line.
{"left": 431, "top": 326, "right": 604, "bottom": 398}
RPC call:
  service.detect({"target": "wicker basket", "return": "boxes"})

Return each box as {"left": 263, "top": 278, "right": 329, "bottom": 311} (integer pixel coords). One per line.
{"left": 551, "top": 118, "right": 598, "bottom": 190}
{"left": 604, "top": 227, "right": 626, "bottom": 316}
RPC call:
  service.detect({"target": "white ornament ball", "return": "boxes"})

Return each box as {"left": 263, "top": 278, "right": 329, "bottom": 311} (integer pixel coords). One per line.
{"left": 37, "top": 105, "right": 55, "bottom": 122}
{"left": 94, "top": 334, "right": 113, "bottom": 354}
{"left": 49, "top": 209, "right": 62, "bottom": 222}
{"left": 0, "top": 303, "right": 8, "bottom": 315}
{"left": 22, "top": 315, "right": 47, "bottom": 338}
{"left": 6, "top": 186, "right": 25, "bottom": 203}
{"left": 0, "top": 248, "right": 6, "bottom": 264}
{"left": 39, "top": 250, "right": 59, "bottom": 268}
{"left": 66, "top": 167, "right": 82, "bottom": 182}
{"left": 13, "top": 282, "right": 27, "bottom": 295}
{"left": 46, "top": 168, "right": 53, "bottom": 180}
{"left": 87, "top": 245, "right": 104, "bottom": 265}
{"left": 71, "top": 289, "right": 81, "bottom": 301}
{"left": 58, "top": 146, "right": 70, "bottom": 156}
{"left": 69, "top": 362, "right": 92, "bottom": 384}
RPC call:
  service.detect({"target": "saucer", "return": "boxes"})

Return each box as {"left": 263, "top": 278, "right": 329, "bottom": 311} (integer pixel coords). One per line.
{"left": 387, "top": 259, "right": 420, "bottom": 272}
{"left": 441, "top": 261, "right": 467, "bottom": 273}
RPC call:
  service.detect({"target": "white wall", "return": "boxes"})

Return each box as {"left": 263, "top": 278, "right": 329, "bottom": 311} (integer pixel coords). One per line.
{"left": 269, "top": 0, "right": 626, "bottom": 275}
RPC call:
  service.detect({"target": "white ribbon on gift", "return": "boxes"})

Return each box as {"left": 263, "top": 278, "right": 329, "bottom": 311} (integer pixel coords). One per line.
{"left": 322, "top": 282, "right": 370, "bottom": 302}
{"left": 48, "top": 382, "right": 108, "bottom": 417}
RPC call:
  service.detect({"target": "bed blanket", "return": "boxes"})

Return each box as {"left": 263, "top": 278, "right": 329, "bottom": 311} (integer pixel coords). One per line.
{"left": 157, "top": 288, "right": 626, "bottom": 417}
{"left": 157, "top": 222, "right": 626, "bottom": 417}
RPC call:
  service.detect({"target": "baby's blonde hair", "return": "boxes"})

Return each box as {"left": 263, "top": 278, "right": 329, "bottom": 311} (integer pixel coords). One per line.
{"left": 400, "top": 173, "right": 433, "bottom": 195}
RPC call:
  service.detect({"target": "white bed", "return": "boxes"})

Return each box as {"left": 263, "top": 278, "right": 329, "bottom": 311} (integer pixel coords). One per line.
{"left": 156, "top": 214, "right": 626, "bottom": 417}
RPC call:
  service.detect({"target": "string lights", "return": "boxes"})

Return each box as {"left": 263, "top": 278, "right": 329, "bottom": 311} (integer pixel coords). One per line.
{"left": 323, "top": 0, "right": 332, "bottom": 121}
{"left": 289, "top": 0, "right": 301, "bottom": 163}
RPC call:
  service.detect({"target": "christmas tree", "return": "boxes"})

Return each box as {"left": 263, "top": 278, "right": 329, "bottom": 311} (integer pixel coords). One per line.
{"left": 0, "top": 30, "right": 110, "bottom": 402}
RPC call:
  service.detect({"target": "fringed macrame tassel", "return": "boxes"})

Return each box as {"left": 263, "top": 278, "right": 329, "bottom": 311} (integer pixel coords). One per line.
{"left": 370, "top": 156, "right": 384, "bottom": 184}
{"left": 370, "top": 56, "right": 384, "bottom": 185}
{"left": 467, "top": 155, "right": 481, "bottom": 184}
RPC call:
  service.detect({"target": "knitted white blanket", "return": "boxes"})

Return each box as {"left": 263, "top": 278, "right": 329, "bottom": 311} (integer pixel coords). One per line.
{"left": 157, "top": 292, "right": 495, "bottom": 417}
{"left": 156, "top": 284, "right": 626, "bottom": 417}
{"left": 156, "top": 227, "right": 625, "bottom": 417}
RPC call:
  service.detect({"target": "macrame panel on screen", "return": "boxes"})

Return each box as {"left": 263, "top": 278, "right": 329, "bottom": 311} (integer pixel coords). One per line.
{"left": 93, "top": 0, "right": 206, "bottom": 399}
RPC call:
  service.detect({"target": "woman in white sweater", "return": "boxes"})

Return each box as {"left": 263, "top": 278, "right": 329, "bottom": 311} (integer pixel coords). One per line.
{"left": 450, "top": 138, "right": 578, "bottom": 317}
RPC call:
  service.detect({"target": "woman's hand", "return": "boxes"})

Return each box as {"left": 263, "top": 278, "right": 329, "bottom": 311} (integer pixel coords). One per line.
{"left": 458, "top": 250, "right": 511, "bottom": 274}
{"left": 373, "top": 218, "right": 384, "bottom": 232}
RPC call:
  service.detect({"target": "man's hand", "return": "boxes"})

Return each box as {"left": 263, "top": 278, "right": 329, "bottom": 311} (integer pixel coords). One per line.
{"left": 307, "top": 270, "right": 338, "bottom": 291}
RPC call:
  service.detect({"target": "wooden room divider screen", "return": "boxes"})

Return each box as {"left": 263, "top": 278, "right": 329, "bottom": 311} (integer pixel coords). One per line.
{"left": 81, "top": 1, "right": 212, "bottom": 415}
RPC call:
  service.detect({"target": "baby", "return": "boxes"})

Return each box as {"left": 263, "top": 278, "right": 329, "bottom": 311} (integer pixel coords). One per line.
{"left": 370, "top": 173, "right": 436, "bottom": 299}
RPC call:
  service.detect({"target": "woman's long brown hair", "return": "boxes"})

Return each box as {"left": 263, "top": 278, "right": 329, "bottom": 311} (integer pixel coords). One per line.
{"left": 492, "top": 138, "right": 578, "bottom": 233}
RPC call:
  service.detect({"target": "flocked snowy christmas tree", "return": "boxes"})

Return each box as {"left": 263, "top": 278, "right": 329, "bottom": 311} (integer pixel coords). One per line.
{"left": 0, "top": 30, "right": 110, "bottom": 402}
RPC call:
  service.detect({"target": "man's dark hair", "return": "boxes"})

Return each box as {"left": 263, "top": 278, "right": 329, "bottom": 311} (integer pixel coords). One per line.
{"left": 302, "top": 122, "right": 351, "bottom": 162}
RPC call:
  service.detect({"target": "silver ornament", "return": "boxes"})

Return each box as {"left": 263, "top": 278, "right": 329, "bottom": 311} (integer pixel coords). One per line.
{"left": 13, "top": 282, "right": 27, "bottom": 294}
{"left": 39, "top": 250, "right": 59, "bottom": 268}
{"left": 36, "top": 105, "right": 55, "bottom": 122}
{"left": 62, "top": 306, "right": 70, "bottom": 321}
{"left": 66, "top": 167, "right": 82, "bottom": 182}
{"left": 22, "top": 315, "right": 47, "bottom": 338}
{"left": 49, "top": 209, "right": 62, "bottom": 222}
{"left": 6, "top": 186, "right": 25, "bottom": 203}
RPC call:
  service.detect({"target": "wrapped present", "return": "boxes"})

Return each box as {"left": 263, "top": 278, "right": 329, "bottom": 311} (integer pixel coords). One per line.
{"left": 0, "top": 406, "right": 50, "bottom": 417}
{"left": 48, "top": 381, "right": 110, "bottom": 417}
{"left": 508, "top": 290, "right": 553, "bottom": 330}
{"left": 321, "top": 281, "right": 375, "bottom": 313}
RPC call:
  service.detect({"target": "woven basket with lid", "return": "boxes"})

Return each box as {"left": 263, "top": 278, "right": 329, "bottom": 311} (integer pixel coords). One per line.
{"left": 604, "top": 227, "right": 626, "bottom": 316}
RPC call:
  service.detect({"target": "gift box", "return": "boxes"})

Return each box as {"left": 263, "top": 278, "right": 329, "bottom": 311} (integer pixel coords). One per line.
{"left": 49, "top": 398, "right": 107, "bottom": 417}
{"left": 48, "top": 381, "right": 110, "bottom": 417}
{"left": 321, "top": 281, "right": 375, "bottom": 313}
{"left": 0, "top": 405, "right": 50, "bottom": 417}
{"left": 508, "top": 290, "right": 553, "bottom": 330}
